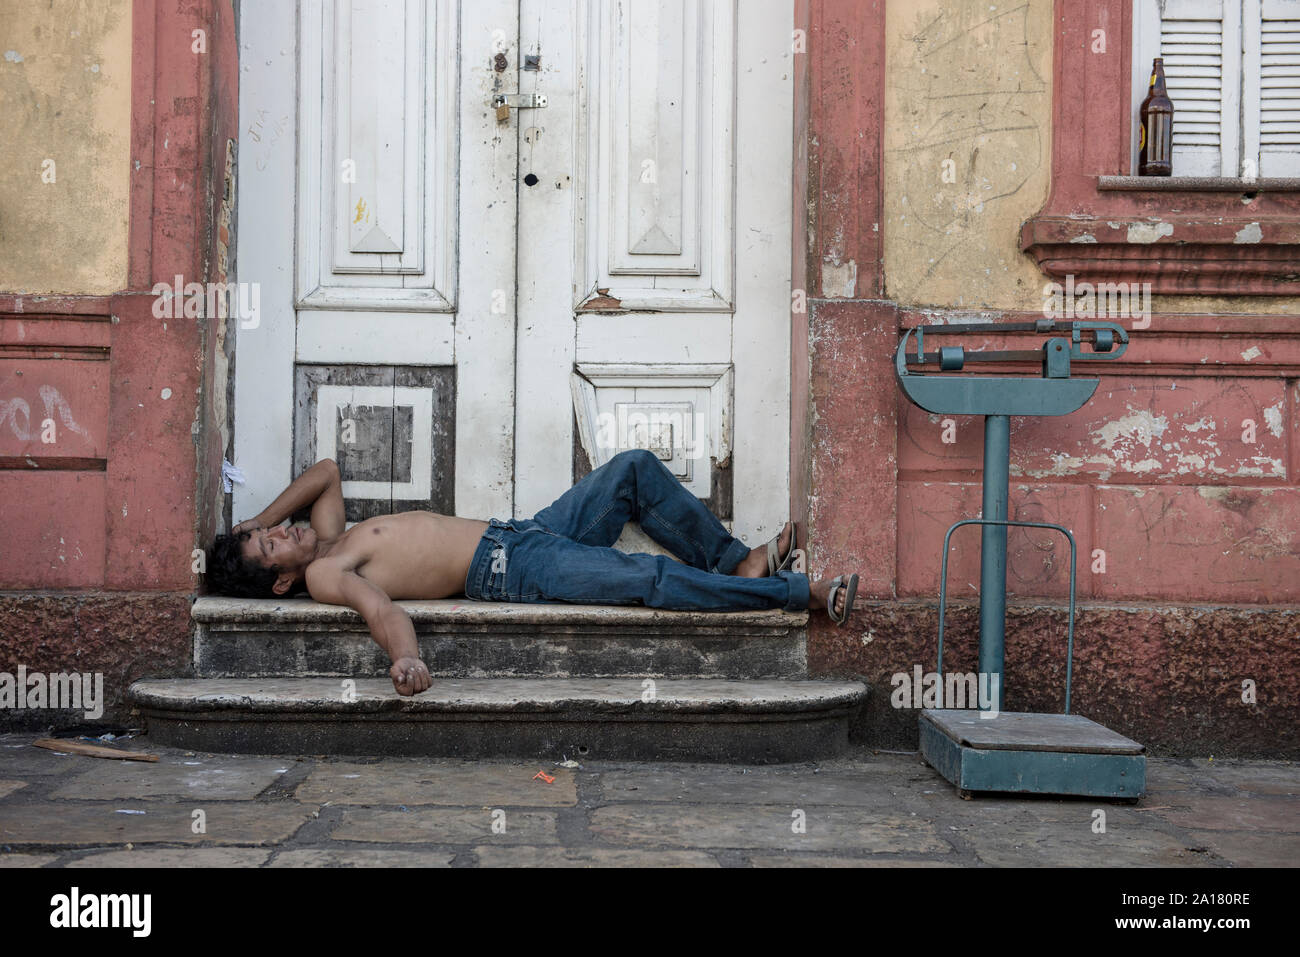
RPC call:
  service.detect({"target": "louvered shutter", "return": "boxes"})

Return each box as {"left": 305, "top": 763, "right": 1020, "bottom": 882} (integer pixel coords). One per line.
{"left": 1156, "top": 0, "right": 1243, "bottom": 175}
{"left": 1254, "top": 0, "right": 1300, "bottom": 175}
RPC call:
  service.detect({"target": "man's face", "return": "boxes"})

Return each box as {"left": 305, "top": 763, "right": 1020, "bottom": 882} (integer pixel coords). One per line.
{"left": 241, "top": 524, "right": 317, "bottom": 574}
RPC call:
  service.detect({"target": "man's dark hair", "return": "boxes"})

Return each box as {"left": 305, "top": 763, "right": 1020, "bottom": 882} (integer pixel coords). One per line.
{"left": 205, "top": 531, "right": 280, "bottom": 598}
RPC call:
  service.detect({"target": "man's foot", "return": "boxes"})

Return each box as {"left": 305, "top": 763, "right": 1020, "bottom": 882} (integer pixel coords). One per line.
{"left": 810, "top": 577, "right": 853, "bottom": 620}
{"left": 734, "top": 521, "right": 794, "bottom": 578}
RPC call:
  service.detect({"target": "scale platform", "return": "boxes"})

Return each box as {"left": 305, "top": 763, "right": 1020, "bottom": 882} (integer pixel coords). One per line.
{"left": 920, "top": 710, "right": 1146, "bottom": 800}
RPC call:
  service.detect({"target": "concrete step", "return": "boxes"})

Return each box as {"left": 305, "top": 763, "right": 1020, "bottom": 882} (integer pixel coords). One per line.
{"left": 127, "top": 677, "right": 868, "bottom": 763}
{"left": 192, "top": 597, "right": 808, "bottom": 679}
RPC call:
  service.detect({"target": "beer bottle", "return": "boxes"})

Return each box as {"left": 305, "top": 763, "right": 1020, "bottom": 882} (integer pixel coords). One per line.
{"left": 1138, "top": 57, "right": 1174, "bottom": 176}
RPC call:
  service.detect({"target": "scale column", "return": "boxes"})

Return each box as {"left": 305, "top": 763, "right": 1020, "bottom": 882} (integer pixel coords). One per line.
{"left": 979, "top": 414, "right": 1010, "bottom": 711}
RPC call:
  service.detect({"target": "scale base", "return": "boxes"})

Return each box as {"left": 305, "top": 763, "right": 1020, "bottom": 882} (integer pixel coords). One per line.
{"left": 920, "top": 710, "right": 1146, "bottom": 800}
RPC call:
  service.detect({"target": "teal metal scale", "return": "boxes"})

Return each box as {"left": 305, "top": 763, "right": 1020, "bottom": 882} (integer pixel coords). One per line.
{"left": 895, "top": 320, "right": 1146, "bottom": 801}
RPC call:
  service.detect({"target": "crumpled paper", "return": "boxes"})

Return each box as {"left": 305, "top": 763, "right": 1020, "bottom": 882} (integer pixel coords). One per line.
{"left": 221, "top": 459, "right": 246, "bottom": 493}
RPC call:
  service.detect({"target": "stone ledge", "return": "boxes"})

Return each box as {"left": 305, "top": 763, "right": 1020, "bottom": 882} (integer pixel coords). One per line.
{"left": 128, "top": 678, "right": 869, "bottom": 761}
{"left": 192, "top": 596, "right": 808, "bottom": 628}
{"left": 191, "top": 597, "right": 811, "bottom": 680}
{"left": 129, "top": 678, "right": 866, "bottom": 715}
{"left": 1097, "top": 176, "right": 1300, "bottom": 192}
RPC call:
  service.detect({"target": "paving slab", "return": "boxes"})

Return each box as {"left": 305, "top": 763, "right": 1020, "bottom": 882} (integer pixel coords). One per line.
{"left": 269, "top": 848, "right": 456, "bottom": 867}
{"left": 1151, "top": 794, "right": 1300, "bottom": 831}
{"left": 1, "top": 731, "right": 1296, "bottom": 868}
{"left": 964, "top": 824, "right": 1218, "bottom": 868}
{"left": 597, "top": 764, "right": 906, "bottom": 806}
{"left": 589, "top": 804, "right": 951, "bottom": 853}
{"left": 67, "top": 848, "right": 273, "bottom": 867}
{"left": 298, "top": 761, "right": 577, "bottom": 807}
{"left": 0, "top": 802, "right": 316, "bottom": 847}
{"left": 1183, "top": 761, "right": 1300, "bottom": 795}
{"left": 1180, "top": 830, "right": 1300, "bottom": 867}
{"left": 749, "top": 855, "right": 960, "bottom": 867}
{"left": 472, "top": 846, "right": 720, "bottom": 867}
{"left": 906, "top": 792, "right": 1146, "bottom": 827}
{"left": 49, "top": 756, "right": 294, "bottom": 801}
{"left": 331, "top": 807, "right": 560, "bottom": 845}
{"left": 0, "top": 740, "right": 92, "bottom": 777}
{"left": 1145, "top": 759, "right": 1300, "bottom": 794}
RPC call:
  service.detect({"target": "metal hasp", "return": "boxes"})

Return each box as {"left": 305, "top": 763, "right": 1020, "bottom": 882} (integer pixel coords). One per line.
{"left": 895, "top": 320, "right": 1145, "bottom": 800}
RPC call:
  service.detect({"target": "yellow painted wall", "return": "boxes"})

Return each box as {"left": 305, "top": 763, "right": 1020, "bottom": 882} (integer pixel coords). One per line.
{"left": 0, "top": 0, "right": 132, "bottom": 295}
{"left": 882, "top": 0, "right": 1297, "bottom": 315}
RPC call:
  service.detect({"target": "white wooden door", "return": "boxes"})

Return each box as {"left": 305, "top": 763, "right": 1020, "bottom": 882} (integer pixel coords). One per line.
{"left": 235, "top": 0, "right": 792, "bottom": 543}
{"left": 236, "top": 0, "right": 516, "bottom": 525}
{"left": 514, "top": 0, "right": 794, "bottom": 544}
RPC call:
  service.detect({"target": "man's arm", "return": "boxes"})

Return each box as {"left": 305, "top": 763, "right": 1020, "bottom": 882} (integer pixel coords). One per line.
{"left": 305, "top": 558, "right": 431, "bottom": 696}
{"left": 234, "top": 458, "right": 345, "bottom": 542}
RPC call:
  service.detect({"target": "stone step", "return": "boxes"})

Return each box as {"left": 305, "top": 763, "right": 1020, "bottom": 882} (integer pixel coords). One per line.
{"left": 192, "top": 597, "right": 808, "bottom": 679}
{"left": 127, "top": 677, "right": 868, "bottom": 763}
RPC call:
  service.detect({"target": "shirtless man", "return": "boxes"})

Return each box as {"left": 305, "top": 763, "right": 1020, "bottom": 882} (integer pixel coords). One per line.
{"left": 206, "top": 451, "right": 858, "bottom": 696}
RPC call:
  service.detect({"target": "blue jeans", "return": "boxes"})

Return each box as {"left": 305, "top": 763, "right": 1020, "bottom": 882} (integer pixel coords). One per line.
{"left": 463, "top": 449, "right": 809, "bottom": 612}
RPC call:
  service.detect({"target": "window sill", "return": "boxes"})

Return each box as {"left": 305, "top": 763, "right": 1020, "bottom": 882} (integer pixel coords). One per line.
{"left": 1098, "top": 176, "right": 1300, "bottom": 193}
{"left": 1021, "top": 215, "right": 1300, "bottom": 295}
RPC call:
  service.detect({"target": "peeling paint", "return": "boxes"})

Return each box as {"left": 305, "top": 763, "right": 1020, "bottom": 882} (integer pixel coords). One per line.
{"left": 1241, "top": 346, "right": 1262, "bottom": 361}
{"left": 1233, "top": 222, "right": 1263, "bottom": 244}
{"left": 1263, "top": 402, "right": 1283, "bottom": 438}
{"left": 1126, "top": 221, "right": 1174, "bottom": 244}
{"left": 822, "top": 259, "right": 858, "bottom": 298}
{"left": 1068, "top": 233, "right": 1097, "bottom": 244}
{"left": 1090, "top": 408, "right": 1169, "bottom": 451}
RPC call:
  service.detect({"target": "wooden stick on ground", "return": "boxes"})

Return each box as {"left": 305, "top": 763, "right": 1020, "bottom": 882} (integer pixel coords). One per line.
{"left": 33, "top": 738, "right": 159, "bottom": 762}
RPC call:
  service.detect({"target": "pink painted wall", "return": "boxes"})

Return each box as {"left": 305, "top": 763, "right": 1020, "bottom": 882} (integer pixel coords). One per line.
{"left": 0, "top": 0, "right": 239, "bottom": 723}
{"left": 799, "top": 0, "right": 1300, "bottom": 755}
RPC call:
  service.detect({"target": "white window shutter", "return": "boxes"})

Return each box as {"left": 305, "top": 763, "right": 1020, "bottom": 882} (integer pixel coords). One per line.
{"left": 1152, "top": 0, "right": 1243, "bottom": 176}
{"left": 1252, "top": 0, "right": 1300, "bottom": 175}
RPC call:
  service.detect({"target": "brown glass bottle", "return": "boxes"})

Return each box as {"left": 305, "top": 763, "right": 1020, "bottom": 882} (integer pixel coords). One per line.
{"left": 1138, "top": 57, "right": 1174, "bottom": 175}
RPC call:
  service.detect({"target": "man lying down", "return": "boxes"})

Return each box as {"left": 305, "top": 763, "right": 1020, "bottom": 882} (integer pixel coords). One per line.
{"left": 205, "top": 450, "right": 859, "bottom": 697}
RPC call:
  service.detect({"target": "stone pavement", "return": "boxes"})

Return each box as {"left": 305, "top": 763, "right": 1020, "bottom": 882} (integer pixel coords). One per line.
{"left": 0, "top": 731, "right": 1297, "bottom": 867}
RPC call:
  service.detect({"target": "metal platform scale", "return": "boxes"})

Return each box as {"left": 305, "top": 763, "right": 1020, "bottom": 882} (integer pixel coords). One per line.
{"left": 895, "top": 319, "right": 1146, "bottom": 800}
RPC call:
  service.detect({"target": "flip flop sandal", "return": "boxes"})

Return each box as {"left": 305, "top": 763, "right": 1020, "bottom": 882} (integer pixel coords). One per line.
{"left": 827, "top": 573, "right": 859, "bottom": 627}
{"left": 766, "top": 521, "right": 800, "bottom": 576}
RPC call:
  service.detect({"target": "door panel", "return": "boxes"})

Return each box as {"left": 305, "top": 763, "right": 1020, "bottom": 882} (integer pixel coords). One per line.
{"left": 236, "top": 0, "right": 516, "bottom": 524}
{"left": 296, "top": 0, "right": 457, "bottom": 308}
{"left": 517, "top": 0, "right": 792, "bottom": 543}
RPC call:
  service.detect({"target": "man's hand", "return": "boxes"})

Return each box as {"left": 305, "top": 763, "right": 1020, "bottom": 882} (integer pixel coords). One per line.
{"left": 390, "top": 657, "right": 431, "bottom": 696}
{"left": 234, "top": 458, "right": 344, "bottom": 543}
